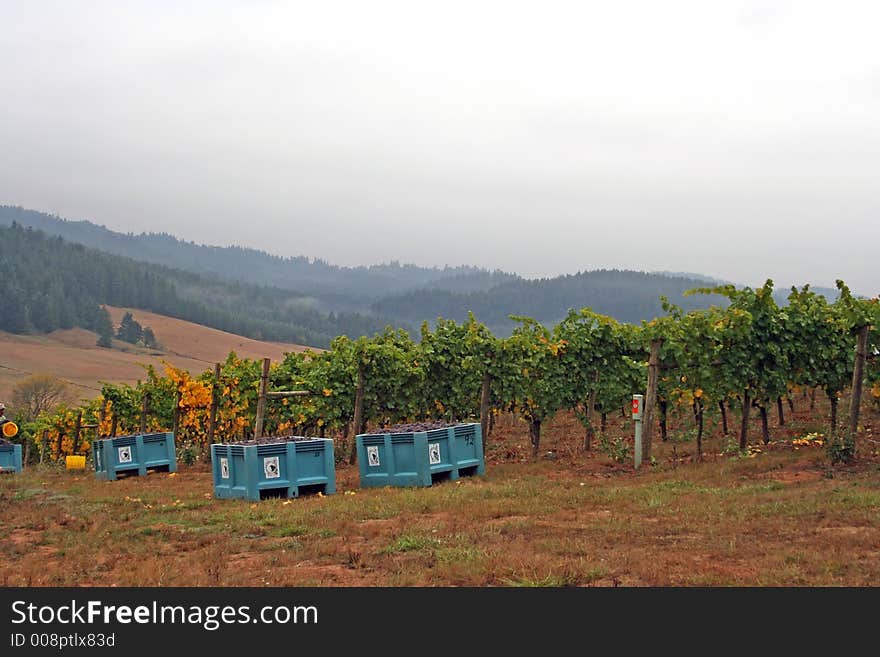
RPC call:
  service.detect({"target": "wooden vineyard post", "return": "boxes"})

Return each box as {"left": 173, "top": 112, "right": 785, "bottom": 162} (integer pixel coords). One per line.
{"left": 641, "top": 339, "right": 662, "bottom": 464}
{"left": 849, "top": 324, "right": 870, "bottom": 443}
{"left": 140, "top": 392, "right": 149, "bottom": 433}
{"left": 479, "top": 372, "right": 491, "bottom": 450}
{"left": 110, "top": 413, "right": 118, "bottom": 437}
{"left": 99, "top": 398, "right": 108, "bottom": 434}
{"left": 171, "top": 389, "right": 181, "bottom": 437}
{"left": 585, "top": 370, "right": 599, "bottom": 451}
{"left": 740, "top": 390, "right": 751, "bottom": 449}
{"left": 206, "top": 363, "right": 220, "bottom": 446}
{"left": 348, "top": 362, "right": 365, "bottom": 465}
{"left": 71, "top": 411, "right": 83, "bottom": 455}
{"left": 254, "top": 358, "right": 271, "bottom": 439}
{"left": 40, "top": 430, "right": 48, "bottom": 464}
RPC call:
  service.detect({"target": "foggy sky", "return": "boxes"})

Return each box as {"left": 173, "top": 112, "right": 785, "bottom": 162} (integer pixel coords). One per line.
{"left": 2, "top": 1, "right": 878, "bottom": 295}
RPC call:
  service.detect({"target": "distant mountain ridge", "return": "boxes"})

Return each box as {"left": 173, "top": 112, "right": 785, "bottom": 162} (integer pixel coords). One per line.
{"left": 0, "top": 206, "right": 515, "bottom": 312}
{"left": 0, "top": 222, "right": 397, "bottom": 348}
{"left": 4, "top": 204, "right": 837, "bottom": 335}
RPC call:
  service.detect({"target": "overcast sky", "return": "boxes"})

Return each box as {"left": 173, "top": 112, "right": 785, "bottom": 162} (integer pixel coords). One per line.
{"left": 1, "top": 1, "right": 878, "bottom": 294}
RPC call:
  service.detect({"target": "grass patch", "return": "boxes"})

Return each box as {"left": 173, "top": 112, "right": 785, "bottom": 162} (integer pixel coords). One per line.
{"left": 384, "top": 534, "right": 442, "bottom": 553}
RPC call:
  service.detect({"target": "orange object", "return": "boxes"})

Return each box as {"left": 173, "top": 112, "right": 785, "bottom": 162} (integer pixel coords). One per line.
{"left": 1, "top": 421, "right": 18, "bottom": 438}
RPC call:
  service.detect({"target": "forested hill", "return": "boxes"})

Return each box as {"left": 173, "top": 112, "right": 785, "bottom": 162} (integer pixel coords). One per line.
{"left": 1, "top": 205, "right": 773, "bottom": 335}
{"left": 373, "top": 270, "right": 728, "bottom": 335}
{"left": 0, "top": 206, "right": 516, "bottom": 310}
{"left": 0, "top": 223, "right": 397, "bottom": 347}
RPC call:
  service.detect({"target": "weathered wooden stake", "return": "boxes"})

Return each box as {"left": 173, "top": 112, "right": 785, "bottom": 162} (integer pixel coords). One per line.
{"left": 348, "top": 362, "right": 365, "bottom": 465}
{"left": 740, "top": 390, "right": 751, "bottom": 449}
{"left": 40, "top": 429, "right": 48, "bottom": 464}
{"left": 207, "top": 363, "right": 220, "bottom": 446}
{"left": 71, "top": 411, "right": 83, "bottom": 454}
{"left": 254, "top": 357, "right": 271, "bottom": 439}
{"left": 641, "top": 339, "right": 662, "bottom": 463}
{"left": 849, "top": 324, "right": 870, "bottom": 442}
{"left": 172, "top": 390, "right": 181, "bottom": 437}
{"left": 140, "top": 392, "right": 149, "bottom": 433}
{"left": 584, "top": 370, "right": 599, "bottom": 451}
{"left": 479, "top": 372, "right": 491, "bottom": 451}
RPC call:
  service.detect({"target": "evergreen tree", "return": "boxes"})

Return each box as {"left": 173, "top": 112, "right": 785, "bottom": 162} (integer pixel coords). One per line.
{"left": 116, "top": 312, "right": 143, "bottom": 344}
{"left": 142, "top": 326, "right": 158, "bottom": 348}
{"left": 95, "top": 307, "right": 114, "bottom": 348}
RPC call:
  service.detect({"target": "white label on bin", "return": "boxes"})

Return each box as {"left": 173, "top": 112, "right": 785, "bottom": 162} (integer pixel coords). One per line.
{"left": 220, "top": 457, "right": 230, "bottom": 479}
{"left": 96, "top": 449, "right": 102, "bottom": 470}
{"left": 264, "top": 456, "right": 280, "bottom": 479}
{"left": 429, "top": 443, "right": 441, "bottom": 465}
{"left": 366, "top": 445, "right": 380, "bottom": 467}
{"left": 118, "top": 446, "right": 132, "bottom": 463}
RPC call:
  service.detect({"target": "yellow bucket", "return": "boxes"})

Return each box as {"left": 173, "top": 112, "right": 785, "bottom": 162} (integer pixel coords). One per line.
{"left": 2, "top": 421, "right": 18, "bottom": 438}
{"left": 66, "top": 455, "right": 86, "bottom": 470}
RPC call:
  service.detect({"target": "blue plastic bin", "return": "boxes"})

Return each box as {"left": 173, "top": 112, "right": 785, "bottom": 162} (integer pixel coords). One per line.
{"left": 0, "top": 444, "right": 22, "bottom": 473}
{"left": 356, "top": 422, "right": 485, "bottom": 488}
{"left": 211, "top": 438, "right": 336, "bottom": 501}
{"left": 93, "top": 432, "right": 177, "bottom": 480}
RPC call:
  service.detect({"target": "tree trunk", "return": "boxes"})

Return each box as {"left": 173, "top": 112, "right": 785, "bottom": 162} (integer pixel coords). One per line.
{"left": 719, "top": 400, "right": 728, "bottom": 435}
{"left": 829, "top": 393, "right": 838, "bottom": 434}
{"left": 659, "top": 400, "right": 668, "bottom": 442}
{"left": 529, "top": 418, "right": 542, "bottom": 457}
{"left": 776, "top": 396, "right": 785, "bottom": 427}
{"left": 739, "top": 390, "right": 751, "bottom": 449}
{"left": 254, "top": 357, "right": 270, "bottom": 439}
{"left": 206, "top": 363, "right": 220, "bottom": 446}
{"left": 55, "top": 430, "right": 64, "bottom": 461}
{"left": 23, "top": 439, "right": 30, "bottom": 468}
{"left": 695, "top": 398, "right": 704, "bottom": 461}
{"left": 600, "top": 412, "right": 607, "bottom": 433}
{"left": 759, "top": 403, "right": 770, "bottom": 444}
{"left": 348, "top": 362, "right": 366, "bottom": 465}
{"left": 642, "top": 339, "right": 662, "bottom": 463}
{"left": 620, "top": 405, "right": 626, "bottom": 419}
{"left": 810, "top": 388, "right": 816, "bottom": 412}
{"left": 479, "top": 372, "right": 491, "bottom": 451}
{"left": 110, "top": 413, "right": 118, "bottom": 437}
{"left": 849, "top": 324, "right": 870, "bottom": 443}
{"left": 787, "top": 393, "right": 795, "bottom": 414}
{"left": 584, "top": 422, "right": 595, "bottom": 452}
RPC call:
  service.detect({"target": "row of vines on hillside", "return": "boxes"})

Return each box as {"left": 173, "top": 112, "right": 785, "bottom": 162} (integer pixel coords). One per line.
{"left": 15, "top": 280, "right": 880, "bottom": 463}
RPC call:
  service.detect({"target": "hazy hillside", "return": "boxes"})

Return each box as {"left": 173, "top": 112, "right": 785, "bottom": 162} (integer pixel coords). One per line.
{"left": 5, "top": 205, "right": 841, "bottom": 335}
{"left": 0, "top": 223, "right": 397, "bottom": 347}
{"left": 0, "top": 308, "right": 308, "bottom": 401}
{"left": 374, "top": 270, "right": 729, "bottom": 335}
{"left": 0, "top": 206, "right": 512, "bottom": 310}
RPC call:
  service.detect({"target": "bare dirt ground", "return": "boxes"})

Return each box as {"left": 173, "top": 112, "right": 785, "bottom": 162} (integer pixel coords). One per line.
{"left": 0, "top": 307, "right": 309, "bottom": 400}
